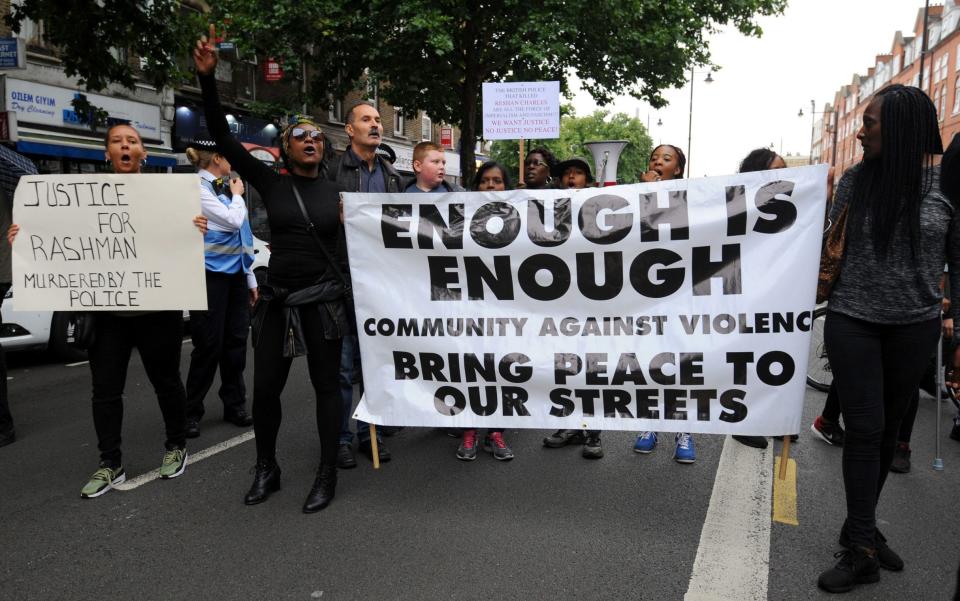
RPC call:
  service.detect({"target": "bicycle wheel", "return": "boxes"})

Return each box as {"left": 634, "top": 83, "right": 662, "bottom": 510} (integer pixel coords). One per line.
{"left": 806, "top": 306, "right": 832, "bottom": 392}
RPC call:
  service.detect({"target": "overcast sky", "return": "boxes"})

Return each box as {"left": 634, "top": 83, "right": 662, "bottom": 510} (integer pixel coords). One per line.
{"left": 570, "top": 0, "right": 924, "bottom": 177}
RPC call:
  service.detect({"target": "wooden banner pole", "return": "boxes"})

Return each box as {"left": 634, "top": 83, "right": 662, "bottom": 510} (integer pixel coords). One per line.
{"left": 369, "top": 424, "right": 380, "bottom": 470}
{"left": 519, "top": 137, "right": 525, "bottom": 185}
{"left": 778, "top": 435, "right": 791, "bottom": 480}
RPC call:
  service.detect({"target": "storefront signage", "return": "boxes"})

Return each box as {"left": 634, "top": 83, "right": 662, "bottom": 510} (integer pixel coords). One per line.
{"left": 4, "top": 78, "right": 161, "bottom": 138}
{"left": 0, "top": 38, "right": 26, "bottom": 70}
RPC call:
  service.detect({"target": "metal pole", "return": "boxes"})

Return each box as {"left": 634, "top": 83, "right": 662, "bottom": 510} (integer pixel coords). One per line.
{"left": 935, "top": 317, "right": 945, "bottom": 470}
{"left": 809, "top": 100, "right": 816, "bottom": 165}
{"left": 919, "top": 0, "right": 931, "bottom": 91}
{"left": 687, "top": 65, "right": 694, "bottom": 178}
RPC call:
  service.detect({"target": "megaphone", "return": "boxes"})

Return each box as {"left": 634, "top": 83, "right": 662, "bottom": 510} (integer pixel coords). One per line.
{"left": 585, "top": 140, "right": 629, "bottom": 187}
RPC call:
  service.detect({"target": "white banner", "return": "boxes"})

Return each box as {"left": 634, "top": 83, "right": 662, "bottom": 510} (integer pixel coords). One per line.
{"left": 345, "top": 165, "right": 828, "bottom": 435}
{"left": 482, "top": 81, "right": 560, "bottom": 140}
{"left": 12, "top": 174, "right": 207, "bottom": 311}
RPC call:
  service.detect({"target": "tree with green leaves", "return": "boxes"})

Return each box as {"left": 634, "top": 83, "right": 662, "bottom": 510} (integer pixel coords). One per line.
{"left": 490, "top": 109, "right": 654, "bottom": 184}
{"left": 212, "top": 0, "right": 785, "bottom": 182}
{"left": 4, "top": 0, "right": 200, "bottom": 91}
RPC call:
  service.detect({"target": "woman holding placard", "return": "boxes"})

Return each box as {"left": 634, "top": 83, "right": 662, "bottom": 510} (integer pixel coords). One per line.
{"left": 194, "top": 26, "right": 350, "bottom": 513}
{"left": 632, "top": 144, "right": 698, "bottom": 464}
{"left": 815, "top": 84, "right": 956, "bottom": 594}
{"left": 8, "top": 123, "right": 208, "bottom": 498}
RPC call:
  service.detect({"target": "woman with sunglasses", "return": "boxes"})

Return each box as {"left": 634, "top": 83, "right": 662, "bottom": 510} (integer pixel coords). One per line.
{"left": 194, "top": 26, "right": 348, "bottom": 513}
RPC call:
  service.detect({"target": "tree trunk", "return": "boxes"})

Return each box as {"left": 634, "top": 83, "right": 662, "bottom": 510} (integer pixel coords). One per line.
{"left": 460, "top": 74, "right": 479, "bottom": 186}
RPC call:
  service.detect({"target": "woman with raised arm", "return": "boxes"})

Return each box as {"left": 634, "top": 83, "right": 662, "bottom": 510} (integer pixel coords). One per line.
{"left": 193, "top": 26, "right": 349, "bottom": 513}
{"left": 8, "top": 123, "right": 207, "bottom": 498}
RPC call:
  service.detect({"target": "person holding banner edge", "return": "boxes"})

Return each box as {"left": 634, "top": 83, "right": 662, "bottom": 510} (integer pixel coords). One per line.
{"left": 182, "top": 139, "right": 257, "bottom": 439}
{"left": 327, "top": 100, "right": 404, "bottom": 468}
{"left": 8, "top": 122, "right": 208, "bottom": 497}
{"left": 633, "top": 144, "right": 697, "bottom": 464}
{"left": 816, "top": 84, "right": 956, "bottom": 594}
{"left": 194, "top": 26, "right": 349, "bottom": 513}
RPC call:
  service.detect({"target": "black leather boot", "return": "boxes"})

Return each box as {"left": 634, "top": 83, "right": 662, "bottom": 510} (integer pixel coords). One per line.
{"left": 817, "top": 545, "right": 880, "bottom": 593}
{"left": 302, "top": 464, "right": 337, "bottom": 513}
{"left": 244, "top": 459, "right": 281, "bottom": 505}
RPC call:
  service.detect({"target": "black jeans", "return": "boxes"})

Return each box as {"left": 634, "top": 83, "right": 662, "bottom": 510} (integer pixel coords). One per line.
{"left": 89, "top": 311, "right": 188, "bottom": 465}
{"left": 185, "top": 271, "right": 250, "bottom": 420}
{"left": 825, "top": 311, "right": 940, "bottom": 548}
{"left": 253, "top": 297, "right": 342, "bottom": 466}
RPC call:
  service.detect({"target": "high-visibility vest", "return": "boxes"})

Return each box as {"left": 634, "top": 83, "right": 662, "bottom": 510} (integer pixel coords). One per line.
{"left": 201, "top": 178, "right": 255, "bottom": 276}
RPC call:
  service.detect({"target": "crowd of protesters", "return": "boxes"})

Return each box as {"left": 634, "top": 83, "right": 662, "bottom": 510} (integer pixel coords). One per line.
{"left": 2, "top": 25, "right": 960, "bottom": 598}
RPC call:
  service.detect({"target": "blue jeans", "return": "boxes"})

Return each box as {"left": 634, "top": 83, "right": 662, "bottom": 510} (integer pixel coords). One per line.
{"left": 338, "top": 334, "right": 376, "bottom": 444}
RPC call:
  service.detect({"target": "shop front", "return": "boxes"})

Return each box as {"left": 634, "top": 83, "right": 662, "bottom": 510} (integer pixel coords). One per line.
{"left": 2, "top": 76, "right": 177, "bottom": 173}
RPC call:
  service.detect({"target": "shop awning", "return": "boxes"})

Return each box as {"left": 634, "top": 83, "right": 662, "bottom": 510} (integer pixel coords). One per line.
{"left": 0, "top": 143, "right": 38, "bottom": 199}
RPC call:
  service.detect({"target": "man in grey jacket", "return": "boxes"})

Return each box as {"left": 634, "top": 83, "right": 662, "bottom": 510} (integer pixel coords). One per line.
{"left": 327, "top": 102, "right": 403, "bottom": 468}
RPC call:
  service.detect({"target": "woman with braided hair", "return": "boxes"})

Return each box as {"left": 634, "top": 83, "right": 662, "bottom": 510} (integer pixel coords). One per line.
{"left": 817, "top": 84, "right": 957, "bottom": 593}
{"left": 194, "top": 26, "right": 348, "bottom": 513}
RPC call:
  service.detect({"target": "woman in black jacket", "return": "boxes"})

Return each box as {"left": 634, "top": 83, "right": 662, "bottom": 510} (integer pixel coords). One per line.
{"left": 194, "top": 27, "right": 348, "bottom": 513}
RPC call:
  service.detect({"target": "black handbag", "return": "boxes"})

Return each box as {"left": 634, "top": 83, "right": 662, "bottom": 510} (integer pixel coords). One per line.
{"left": 290, "top": 184, "right": 357, "bottom": 334}
{"left": 67, "top": 312, "right": 97, "bottom": 349}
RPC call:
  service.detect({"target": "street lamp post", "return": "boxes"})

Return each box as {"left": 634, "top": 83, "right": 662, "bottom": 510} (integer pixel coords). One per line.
{"left": 799, "top": 101, "right": 834, "bottom": 165}
{"left": 687, "top": 67, "right": 713, "bottom": 178}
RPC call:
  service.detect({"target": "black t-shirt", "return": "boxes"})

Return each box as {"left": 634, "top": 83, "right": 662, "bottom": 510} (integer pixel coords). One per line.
{"left": 199, "top": 74, "right": 346, "bottom": 289}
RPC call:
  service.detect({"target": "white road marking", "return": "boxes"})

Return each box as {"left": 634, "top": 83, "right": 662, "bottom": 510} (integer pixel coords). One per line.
{"left": 65, "top": 361, "right": 89, "bottom": 367}
{"left": 684, "top": 436, "right": 773, "bottom": 601}
{"left": 114, "top": 430, "right": 255, "bottom": 491}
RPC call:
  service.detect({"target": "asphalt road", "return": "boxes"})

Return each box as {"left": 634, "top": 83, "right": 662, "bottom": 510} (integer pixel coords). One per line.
{"left": 1, "top": 343, "right": 958, "bottom": 601}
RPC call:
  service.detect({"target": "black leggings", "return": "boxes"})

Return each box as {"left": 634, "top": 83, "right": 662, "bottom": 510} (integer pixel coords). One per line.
{"left": 253, "top": 299, "right": 343, "bottom": 466}
{"left": 825, "top": 311, "right": 939, "bottom": 548}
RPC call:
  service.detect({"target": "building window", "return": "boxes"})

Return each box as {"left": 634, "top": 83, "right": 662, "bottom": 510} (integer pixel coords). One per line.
{"left": 954, "top": 75, "right": 960, "bottom": 114}
{"left": 328, "top": 98, "right": 344, "bottom": 123}
{"left": 421, "top": 116, "right": 432, "bottom": 141}
{"left": 394, "top": 108, "right": 404, "bottom": 137}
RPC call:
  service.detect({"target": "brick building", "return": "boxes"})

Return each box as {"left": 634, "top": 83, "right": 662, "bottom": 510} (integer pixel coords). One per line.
{"left": 815, "top": 1, "right": 960, "bottom": 184}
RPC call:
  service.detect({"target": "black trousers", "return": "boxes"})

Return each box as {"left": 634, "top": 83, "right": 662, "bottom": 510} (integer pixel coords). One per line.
{"left": 0, "top": 284, "right": 11, "bottom": 435}
{"left": 253, "top": 298, "right": 342, "bottom": 466}
{"left": 825, "top": 311, "right": 939, "bottom": 548}
{"left": 89, "top": 311, "right": 188, "bottom": 466}
{"left": 185, "top": 270, "right": 250, "bottom": 420}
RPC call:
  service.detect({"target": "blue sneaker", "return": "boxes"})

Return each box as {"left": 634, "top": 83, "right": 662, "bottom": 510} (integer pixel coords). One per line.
{"left": 633, "top": 431, "right": 658, "bottom": 453}
{"left": 674, "top": 433, "right": 696, "bottom": 464}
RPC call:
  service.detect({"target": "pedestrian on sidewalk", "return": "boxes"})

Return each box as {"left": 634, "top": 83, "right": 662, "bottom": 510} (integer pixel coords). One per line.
{"left": 182, "top": 140, "right": 257, "bottom": 439}
{"left": 633, "top": 144, "right": 697, "bottom": 464}
{"left": 195, "top": 26, "right": 349, "bottom": 513}
{"left": 816, "top": 84, "right": 955, "bottom": 594}
{"left": 8, "top": 123, "right": 206, "bottom": 497}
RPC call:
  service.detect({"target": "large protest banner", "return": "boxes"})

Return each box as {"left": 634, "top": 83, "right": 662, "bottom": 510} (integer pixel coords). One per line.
{"left": 11, "top": 174, "right": 207, "bottom": 311}
{"left": 345, "top": 165, "right": 828, "bottom": 435}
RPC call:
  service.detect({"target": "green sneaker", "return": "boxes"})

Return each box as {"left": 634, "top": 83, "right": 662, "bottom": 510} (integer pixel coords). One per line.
{"left": 80, "top": 464, "right": 126, "bottom": 498}
{"left": 159, "top": 447, "right": 188, "bottom": 479}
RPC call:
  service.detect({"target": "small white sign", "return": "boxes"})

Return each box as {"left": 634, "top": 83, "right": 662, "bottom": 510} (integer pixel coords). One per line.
{"left": 482, "top": 81, "right": 560, "bottom": 140}
{"left": 11, "top": 174, "right": 207, "bottom": 311}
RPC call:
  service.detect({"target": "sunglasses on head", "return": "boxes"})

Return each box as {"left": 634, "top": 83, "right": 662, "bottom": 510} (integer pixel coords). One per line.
{"left": 290, "top": 127, "right": 322, "bottom": 142}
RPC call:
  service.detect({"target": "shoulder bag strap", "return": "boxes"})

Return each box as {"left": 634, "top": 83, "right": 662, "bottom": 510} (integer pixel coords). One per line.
{"left": 290, "top": 182, "right": 349, "bottom": 287}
